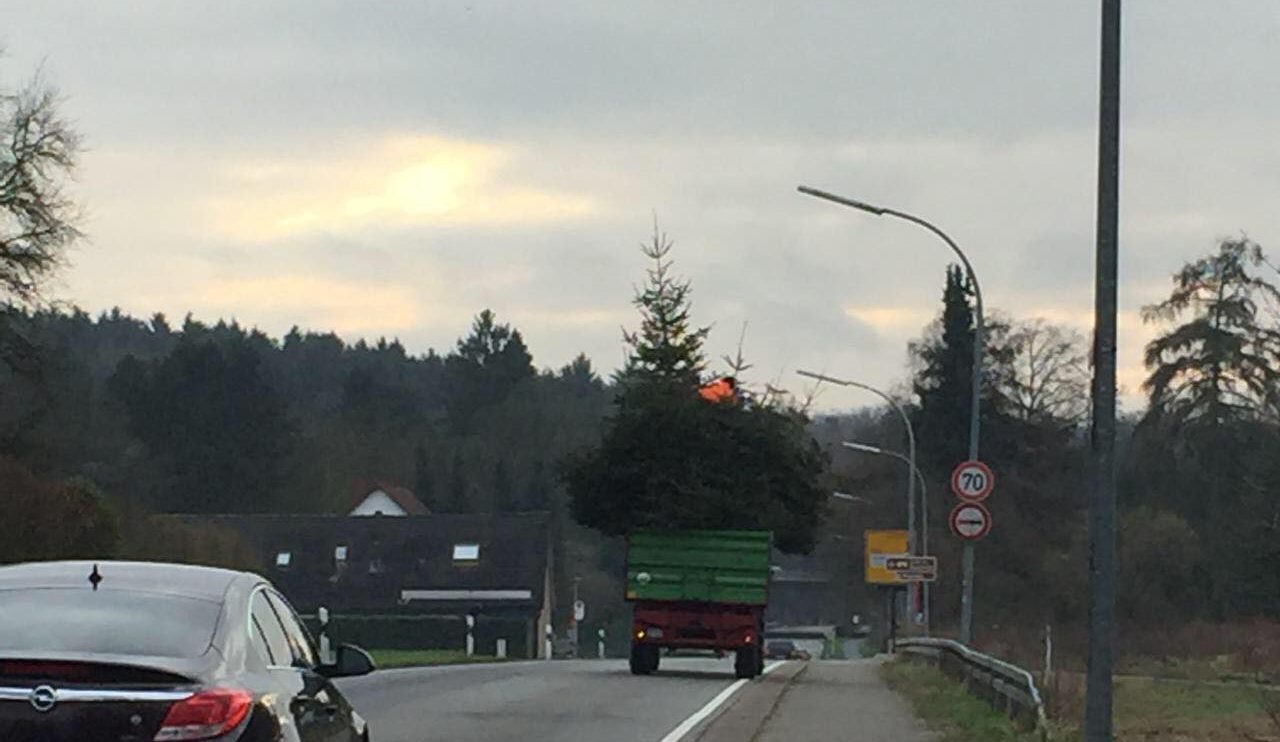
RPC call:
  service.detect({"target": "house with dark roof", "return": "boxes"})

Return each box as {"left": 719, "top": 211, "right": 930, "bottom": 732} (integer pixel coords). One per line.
{"left": 175, "top": 511, "right": 553, "bottom": 658}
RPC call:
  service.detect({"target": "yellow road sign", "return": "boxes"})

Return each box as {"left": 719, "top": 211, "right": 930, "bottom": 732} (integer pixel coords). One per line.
{"left": 865, "top": 529, "right": 910, "bottom": 585}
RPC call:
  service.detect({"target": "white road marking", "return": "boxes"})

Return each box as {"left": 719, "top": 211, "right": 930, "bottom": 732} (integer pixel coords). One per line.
{"left": 657, "top": 661, "right": 786, "bottom": 742}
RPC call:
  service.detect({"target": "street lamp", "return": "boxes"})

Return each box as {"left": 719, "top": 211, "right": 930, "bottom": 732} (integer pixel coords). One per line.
{"left": 831, "top": 491, "right": 872, "bottom": 504}
{"left": 842, "top": 441, "right": 930, "bottom": 636}
{"left": 798, "top": 186, "right": 986, "bottom": 645}
{"left": 797, "top": 370, "right": 917, "bottom": 558}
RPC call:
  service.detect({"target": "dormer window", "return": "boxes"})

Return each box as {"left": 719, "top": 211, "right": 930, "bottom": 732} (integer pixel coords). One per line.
{"left": 334, "top": 545, "right": 348, "bottom": 562}
{"left": 453, "top": 543, "right": 480, "bottom": 563}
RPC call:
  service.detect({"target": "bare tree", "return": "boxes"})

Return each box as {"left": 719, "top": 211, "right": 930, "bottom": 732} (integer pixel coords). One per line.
{"left": 1000, "top": 318, "right": 1089, "bottom": 425}
{"left": 1, "top": 63, "right": 82, "bottom": 306}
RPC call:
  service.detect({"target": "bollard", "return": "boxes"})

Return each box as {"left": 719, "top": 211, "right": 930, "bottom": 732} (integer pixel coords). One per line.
{"left": 545, "top": 623, "right": 553, "bottom": 660}
{"left": 597, "top": 627, "right": 606, "bottom": 660}
{"left": 496, "top": 638, "right": 507, "bottom": 659}
{"left": 465, "top": 614, "right": 475, "bottom": 658}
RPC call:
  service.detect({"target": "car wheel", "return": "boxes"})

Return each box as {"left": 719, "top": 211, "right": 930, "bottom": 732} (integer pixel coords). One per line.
{"left": 630, "top": 643, "right": 657, "bottom": 675}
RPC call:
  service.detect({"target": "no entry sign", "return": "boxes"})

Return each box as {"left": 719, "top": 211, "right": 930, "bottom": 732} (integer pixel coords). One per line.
{"left": 949, "top": 502, "right": 992, "bottom": 541}
{"left": 950, "top": 460, "right": 995, "bottom": 502}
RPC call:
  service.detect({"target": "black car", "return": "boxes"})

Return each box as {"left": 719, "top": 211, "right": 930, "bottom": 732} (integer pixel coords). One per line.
{"left": 764, "top": 640, "right": 797, "bottom": 660}
{"left": 0, "top": 560, "right": 375, "bottom": 742}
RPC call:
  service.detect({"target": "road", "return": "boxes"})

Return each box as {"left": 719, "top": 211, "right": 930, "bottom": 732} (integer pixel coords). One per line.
{"left": 337, "top": 656, "right": 756, "bottom": 742}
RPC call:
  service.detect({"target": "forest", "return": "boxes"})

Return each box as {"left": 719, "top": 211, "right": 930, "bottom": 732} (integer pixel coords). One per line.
{"left": 2, "top": 236, "right": 1279, "bottom": 647}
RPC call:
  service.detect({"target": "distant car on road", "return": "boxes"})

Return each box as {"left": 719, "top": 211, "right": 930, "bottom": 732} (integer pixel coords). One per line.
{"left": 765, "top": 640, "right": 797, "bottom": 660}
{"left": 764, "top": 640, "right": 812, "bottom": 661}
{"left": 0, "top": 560, "right": 376, "bottom": 742}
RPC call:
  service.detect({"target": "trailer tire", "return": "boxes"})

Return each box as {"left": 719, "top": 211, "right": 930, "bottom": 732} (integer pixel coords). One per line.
{"left": 630, "top": 643, "right": 659, "bottom": 675}
{"left": 734, "top": 645, "right": 760, "bottom": 679}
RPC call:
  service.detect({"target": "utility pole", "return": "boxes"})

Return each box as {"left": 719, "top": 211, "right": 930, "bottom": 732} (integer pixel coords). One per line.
{"left": 1086, "top": 1, "right": 1121, "bottom": 740}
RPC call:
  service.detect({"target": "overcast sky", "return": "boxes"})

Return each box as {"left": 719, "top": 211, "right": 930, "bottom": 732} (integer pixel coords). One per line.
{"left": 7, "top": 2, "right": 1280, "bottom": 411}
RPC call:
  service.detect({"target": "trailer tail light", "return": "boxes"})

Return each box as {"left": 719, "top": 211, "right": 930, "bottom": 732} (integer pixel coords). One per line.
{"left": 153, "top": 688, "right": 253, "bottom": 741}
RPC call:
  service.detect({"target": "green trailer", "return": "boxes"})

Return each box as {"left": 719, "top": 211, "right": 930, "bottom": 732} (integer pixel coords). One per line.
{"left": 625, "top": 530, "right": 771, "bottom": 678}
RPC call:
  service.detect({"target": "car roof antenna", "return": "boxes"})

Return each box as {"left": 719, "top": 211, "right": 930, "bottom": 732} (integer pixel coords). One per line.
{"left": 88, "top": 563, "right": 102, "bottom": 591}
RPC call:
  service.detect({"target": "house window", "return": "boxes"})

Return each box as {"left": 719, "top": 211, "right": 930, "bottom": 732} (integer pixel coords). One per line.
{"left": 334, "top": 545, "right": 348, "bottom": 562}
{"left": 275, "top": 551, "right": 292, "bottom": 568}
{"left": 453, "top": 543, "right": 480, "bottom": 562}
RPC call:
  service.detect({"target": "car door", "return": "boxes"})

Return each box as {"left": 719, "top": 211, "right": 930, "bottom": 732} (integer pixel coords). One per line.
{"left": 250, "top": 589, "right": 334, "bottom": 742}
{"left": 265, "top": 590, "right": 361, "bottom": 742}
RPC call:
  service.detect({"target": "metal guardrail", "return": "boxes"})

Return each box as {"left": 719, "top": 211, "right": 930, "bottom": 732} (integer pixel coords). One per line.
{"left": 897, "top": 637, "right": 1048, "bottom": 737}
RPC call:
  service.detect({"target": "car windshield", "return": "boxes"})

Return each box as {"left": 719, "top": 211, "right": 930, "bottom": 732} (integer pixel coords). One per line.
{"left": 0, "top": 589, "right": 221, "bottom": 658}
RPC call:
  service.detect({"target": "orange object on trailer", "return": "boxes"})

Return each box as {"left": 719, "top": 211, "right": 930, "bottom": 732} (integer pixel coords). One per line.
{"left": 698, "top": 376, "right": 738, "bottom": 403}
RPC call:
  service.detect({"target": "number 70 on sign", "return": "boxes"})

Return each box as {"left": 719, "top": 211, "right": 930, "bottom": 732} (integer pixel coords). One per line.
{"left": 950, "top": 460, "right": 995, "bottom": 502}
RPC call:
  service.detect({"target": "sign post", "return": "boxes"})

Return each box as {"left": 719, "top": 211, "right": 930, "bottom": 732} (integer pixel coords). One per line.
{"left": 951, "top": 460, "right": 995, "bottom": 645}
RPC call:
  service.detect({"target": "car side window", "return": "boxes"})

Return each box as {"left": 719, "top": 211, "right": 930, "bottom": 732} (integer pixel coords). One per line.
{"left": 265, "top": 590, "right": 317, "bottom": 669}
{"left": 250, "top": 615, "right": 275, "bottom": 665}
{"left": 250, "top": 590, "right": 293, "bottom": 667}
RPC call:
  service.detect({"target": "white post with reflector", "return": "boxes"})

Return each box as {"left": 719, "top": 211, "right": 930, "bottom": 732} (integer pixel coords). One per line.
{"left": 465, "top": 614, "right": 475, "bottom": 657}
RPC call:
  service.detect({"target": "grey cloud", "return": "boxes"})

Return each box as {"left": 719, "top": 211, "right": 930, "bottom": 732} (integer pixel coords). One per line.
{"left": 15, "top": 1, "right": 1278, "bottom": 151}
{"left": 10, "top": 1, "right": 1280, "bottom": 409}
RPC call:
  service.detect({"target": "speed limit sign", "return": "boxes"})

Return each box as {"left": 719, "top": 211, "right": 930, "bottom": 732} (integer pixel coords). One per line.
{"left": 950, "top": 460, "right": 995, "bottom": 502}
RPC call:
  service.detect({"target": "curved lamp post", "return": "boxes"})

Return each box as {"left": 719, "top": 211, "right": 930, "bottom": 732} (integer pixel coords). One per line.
{"left": 797, "top": 185, "right": 986, "bottom": 645}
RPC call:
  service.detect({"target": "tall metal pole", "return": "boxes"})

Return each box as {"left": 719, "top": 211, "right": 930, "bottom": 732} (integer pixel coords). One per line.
{"left": 1086, "top": 0, "right": 1121, "bottom": 739}
{"left": 796, "top": 188, "right": 984, "bottom": 644}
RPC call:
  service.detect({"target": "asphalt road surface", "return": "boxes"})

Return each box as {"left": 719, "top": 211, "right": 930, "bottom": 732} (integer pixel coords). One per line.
{"left": 337, "top": 656, "right": 752, "bottom": 742}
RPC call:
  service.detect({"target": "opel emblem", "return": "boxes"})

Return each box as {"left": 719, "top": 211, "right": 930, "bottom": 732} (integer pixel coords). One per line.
{"left": 29, "top": 685, "right": 57, "bottom": 713}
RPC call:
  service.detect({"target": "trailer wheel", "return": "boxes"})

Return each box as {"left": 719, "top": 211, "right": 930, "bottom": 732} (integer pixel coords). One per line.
{"left": 734, "top": 645, "right": 760, "bottom": 679}
{"left": 630, "top": 643, "right": 659, "bottom": 675}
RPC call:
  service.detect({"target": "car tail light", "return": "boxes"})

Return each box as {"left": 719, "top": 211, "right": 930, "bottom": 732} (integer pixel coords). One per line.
{"left": 153, "top": 688, "right": 253, "bottom": 741}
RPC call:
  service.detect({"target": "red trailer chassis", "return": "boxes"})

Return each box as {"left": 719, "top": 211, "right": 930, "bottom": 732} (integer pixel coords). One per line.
{"left": 630, "top": 600, "right": 765, "bottom": 677}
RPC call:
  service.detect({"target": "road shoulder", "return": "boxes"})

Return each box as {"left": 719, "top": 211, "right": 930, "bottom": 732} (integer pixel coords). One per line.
{"left": 696, "top": 658, "right": 936, "bottom": 742}
{"left": 689, "top": 660, "right": 806, "bottom": 742}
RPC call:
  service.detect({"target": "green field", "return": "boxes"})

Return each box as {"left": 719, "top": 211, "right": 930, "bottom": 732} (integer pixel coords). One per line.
{"left": 368, "top": 649, "right": 511, "bottom": 669}
{"left": 884, "top": 657, "right": 1280, "bottom": 742}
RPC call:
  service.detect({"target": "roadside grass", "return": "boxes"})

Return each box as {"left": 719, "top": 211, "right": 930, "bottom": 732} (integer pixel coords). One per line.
{"left": 889, "top": 656, "right": 1280, "bottom": 741}
{"left": 881, "top": 658, "right": 1038, "bottom": 742}
{"left": 1116, "top": 655, "right": 1273, "bottom": 685}
{"left": 368, "top": 649, "right": 510, "bottom": 669}
{"left": 1049, "top": 671, "right": 1280, "bottom": 741}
